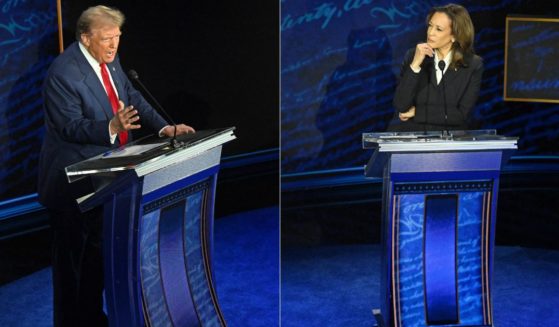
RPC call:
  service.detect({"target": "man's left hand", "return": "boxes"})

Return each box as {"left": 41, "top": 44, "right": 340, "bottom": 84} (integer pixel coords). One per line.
{"left": 161, "top": 124, "right": 196, "bottom": 137}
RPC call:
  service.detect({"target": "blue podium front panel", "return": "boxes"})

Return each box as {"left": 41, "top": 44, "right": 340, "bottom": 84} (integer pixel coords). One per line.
{"left": 70, "top": 136, "right": 234, "bottom": 327}
{"left": 140, "top": 176, "right": 225, "bottom": 327}
{"left": 362, "top": 133, "right": 516, "bottom": 327}
{"left": 140, "top": 209, "right": 173, "bottom": 325}
{"left": 424, "top": 194, "right": 458, "bottom": 325}
{"left": 388, "top": 182, "right": 493, "bottom": 327}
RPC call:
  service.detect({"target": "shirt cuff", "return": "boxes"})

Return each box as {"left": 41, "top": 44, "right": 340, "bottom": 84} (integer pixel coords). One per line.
{"left": 109, "top": 122, "right": 117, "bottom": 144}
{"left": 410, "top": 64, "right": 421, "bottom": 73}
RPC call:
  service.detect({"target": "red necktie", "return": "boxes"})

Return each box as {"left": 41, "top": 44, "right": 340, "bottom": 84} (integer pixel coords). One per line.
{"left": 100, "top": 63, "right": 128, "bottom": 145}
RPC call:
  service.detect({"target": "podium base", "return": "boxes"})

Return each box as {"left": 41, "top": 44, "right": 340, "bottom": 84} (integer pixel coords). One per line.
{"left": 372, "top": 309, "right": 385, "bottom": 327}
{"left": 371, "top": 309, "right": 494, "bottom": 327}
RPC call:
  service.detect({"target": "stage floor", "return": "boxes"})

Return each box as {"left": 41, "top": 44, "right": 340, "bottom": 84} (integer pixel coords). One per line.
{"left": 282, "top": 244, "right": 559, "bottom": 327}
{"left": 2, "top": 206, "right": 558, "bottom": 326}
{"left": 0, "top": 206, "right": 279, "bottom": 327}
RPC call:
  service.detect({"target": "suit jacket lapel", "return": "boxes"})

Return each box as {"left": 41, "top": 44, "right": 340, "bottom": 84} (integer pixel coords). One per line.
{"left": 107, "top": 63, "right": 126, "bottom": 103}
{"left": 84, "top": 73, "right": 114, "bottom": 119}
{"left": 431, "top": 65, "right": 438, "bottom": 87}
{"left": 441, "top": 53, "right": 473, "bottom": 86}
{"left": 71, "top": 43, "right": 114, "bottom": 119}
{"left": 421, "top": 57, "right": 438, "bottom": 87}
{"left": 441, "top": 65, "right": 460, "bottom": 85}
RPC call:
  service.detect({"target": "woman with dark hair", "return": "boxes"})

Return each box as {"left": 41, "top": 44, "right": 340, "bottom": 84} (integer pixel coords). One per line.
{"left": 389, "top": 3, "right": 483, "bottom": 132}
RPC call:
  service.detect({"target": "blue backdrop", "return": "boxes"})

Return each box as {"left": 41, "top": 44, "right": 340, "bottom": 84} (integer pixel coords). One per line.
{"left": 281, "top": 0, "right": 559, "bottom": 174}
{"left": 0, "top": 1, "right": 58, "bottom": 200}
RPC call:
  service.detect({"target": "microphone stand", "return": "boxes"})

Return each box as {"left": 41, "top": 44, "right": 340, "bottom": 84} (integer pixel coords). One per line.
{"left": 424, "top": 59, "right": 432, "bottom": 136}
{"left": 438, "top": 60, "right": 450, "bottom": 138}
{"left": 127, "top": 70, "right": 184, "bottom": 149}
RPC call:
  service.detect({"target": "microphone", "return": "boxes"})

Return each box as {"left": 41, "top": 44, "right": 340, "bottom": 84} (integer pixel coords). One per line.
{"left": 437, "top": 60, "right": 446, "bottom": 73}
{"left": 127, "top": 69, "right": 183, "bottom": 148}
{"left": 437, "top": 60, "right": 449, "bottom": 136}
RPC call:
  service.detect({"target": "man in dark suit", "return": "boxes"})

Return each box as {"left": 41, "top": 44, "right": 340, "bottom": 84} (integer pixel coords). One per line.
{"left": 37, "top": 5, "right": 194, "bottom": 326}
{"left": 389, "top": 4, "right": 484, "bottom": 132}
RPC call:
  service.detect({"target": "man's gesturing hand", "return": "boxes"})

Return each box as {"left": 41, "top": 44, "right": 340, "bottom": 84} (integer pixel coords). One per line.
{"left": 110, "top": 100, "right": 141, "bottom": 134}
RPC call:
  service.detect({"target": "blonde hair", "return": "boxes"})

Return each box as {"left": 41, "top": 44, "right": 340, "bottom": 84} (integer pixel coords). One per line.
{"left": 76, "top": 5, "right": 125, "bottom": 40}
{"left": 427, "top": 3, "right": 475, "bottom": 68}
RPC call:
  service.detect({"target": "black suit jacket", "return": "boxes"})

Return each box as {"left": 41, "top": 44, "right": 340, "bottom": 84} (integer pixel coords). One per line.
{"left": 38, "top": 42, "right": 168, "bottom": 209}
{"left": 391, "top": 48, "right": 484, "bottom": 131}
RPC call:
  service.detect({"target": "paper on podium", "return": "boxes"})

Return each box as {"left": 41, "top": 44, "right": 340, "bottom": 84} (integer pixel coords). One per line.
{"left": 101, "top": 142, "right": 167, "bottom": 158}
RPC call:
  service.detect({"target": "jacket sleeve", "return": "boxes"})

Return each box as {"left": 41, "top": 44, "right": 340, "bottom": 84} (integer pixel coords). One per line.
{"left": 392, "top": 49, "right": 421, "bottom": 113}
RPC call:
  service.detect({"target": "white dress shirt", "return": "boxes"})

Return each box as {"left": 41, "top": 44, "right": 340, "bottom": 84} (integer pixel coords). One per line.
{"left": 78, "top": 42, "right": 120, "bottom": 144}
{"left": 434, "top": 50, "right": 452, "bottom": 85}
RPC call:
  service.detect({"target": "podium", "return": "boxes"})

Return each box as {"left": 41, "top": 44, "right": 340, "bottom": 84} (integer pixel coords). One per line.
{"left": 66, "top": 128, "right": 236, "bottom": 327}
{"left": 363, "top": 130, "right": 517, "bottom": 327}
